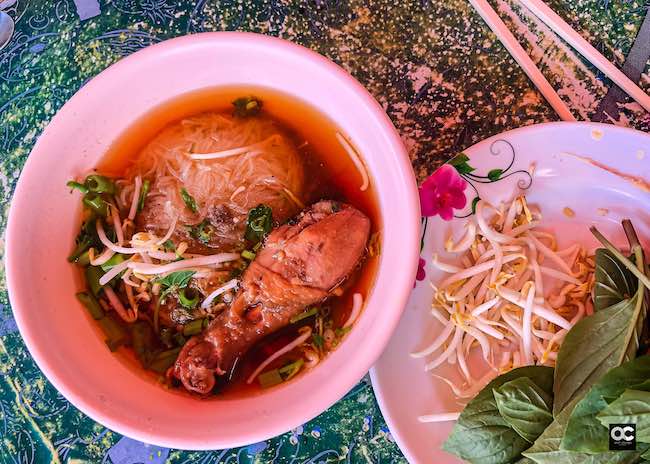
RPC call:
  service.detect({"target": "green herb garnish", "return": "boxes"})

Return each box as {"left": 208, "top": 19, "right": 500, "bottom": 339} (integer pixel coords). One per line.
{"left": 290, "top": 307, "right": 318, "bottom": 324}
{"left": 100, "top": 253, "right": 125, "bottom": 272}
{"left": 180, "top": 187, "right": 199, "bottom": 213}
{"left": 183, "top": 318, "right": 206, "bottom": 336}
{"left": 157, "top": 270, "right": 196, "bottom": 304}
{"left": 84, "top": 174, "right": 115, "bottom": 194}
{"left": 279, "top": 359, "right": 304, "bottom": 381}
{"left": 232, "top": 96, "right": 262, "bottom": 118}
{"left": 83, "top": 193, "right": 108, "bottom": 216}
{"left": 241, "top": 249, "right": 256, "bottom": 261}
{"left": 258, "top": 368, "right": 283, "bottom": 388}
{"left": 67, "top": 180, "right": 88, "bottom": 194}
{"left": 312, "top": 333, "right": 324, "bottom": 349}
{"left": 245, "top": 204, "right": 273, "bottom": 244}
{"left": 187, "top": 219, "right": 212, "bottom": 245}
{"left": 163, "top": 240, "right": 175, "bottom": 252}
{"left": 138, "top": 179, "right": 150, "bottom": 212}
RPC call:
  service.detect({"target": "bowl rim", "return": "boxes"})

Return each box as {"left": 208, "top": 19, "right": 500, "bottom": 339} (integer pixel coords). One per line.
{"left": 5, "top": 31, "right": 421, "bottom": 449}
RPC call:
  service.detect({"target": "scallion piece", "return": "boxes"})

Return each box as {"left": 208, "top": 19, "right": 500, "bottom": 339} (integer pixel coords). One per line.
{"left": 138, "top": 179, "right": 150, "bottom": 212}
{"left": 312, "top": 333, "right": 325, "bottom": 349}
{"left": 85, "top": 266, "right": 104, "bottom": 297}
{"left": 258, "top": 369, "right": 283, "bottom": 388}
{"left": 75, "top": 249, "right": 91, "bottom": 267}
{"left": 290, "top": 307, "right": 318, "bottom": 324}
{"left": 67, "top": 180, "right": 88, "bottom": 194}
{"left": 178, "top": 287, "right": 199, "bottom": 309}
{"left": 97, "top": 316, "right": 128, "bottom": 352}
{"left": 182, "top": 318, "right": 205, "bottom": 336}
{"left": 241, "top": 249, "right": 256, "bottom": 261}
{"left": 100, "top": 253, "right": 125, "bottom": 272}
{"left": 278, "top": 358, "right": 304, "bottom": 381}
{"left": 163, "top": 240, "right": 175, "bottom": 251}
{"left": 83, "top": 193, "right": 108, "bottom": 216}
{"left": 335, "top": 326, "right": 352, "bottom": 337}
{"left": 180, "top": 187, "right": 198, "bottom": 213}
{"left": 148, "top": 347, "right": 181, "bottom": 374}
{"left": 76, "top": 292, "right": 104, "bottom": 320}
{"left": 84, "top": 174, "right": 115, "bottom": 194}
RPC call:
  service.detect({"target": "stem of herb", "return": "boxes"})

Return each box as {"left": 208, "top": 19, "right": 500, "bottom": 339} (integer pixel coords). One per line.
{"left": 67, "top": 180, "right": 88, "bottom": 194}
{"left": 85, "top": 175, "right": 115, "bottom": 194}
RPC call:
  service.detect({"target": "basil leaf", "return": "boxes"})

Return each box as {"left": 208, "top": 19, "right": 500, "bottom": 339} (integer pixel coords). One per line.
{"left": 245, "top": 204, "right": 273, "bottom": 244}
{"left": 597, "top": 389, "right": 650, "bottom": 443}
{"left": 523, "top": 400, "right": 640, "bottom": 464}
{"left": 443, "top": 366, "right": 553, "bottom": 464}
{"left": 494, "top": 377, "right": 553, "bottom": 443}
{"left": 157, "top": 270, "right": 195, "bottom": 289}
{"left": 553, "top": 248, "right": 647, "bottom": 415}
{"left": 594, "top": 249, "right": 637, "bottom": 312}
{"left": 561, "top": 355, "right": 650, "bottom": 453}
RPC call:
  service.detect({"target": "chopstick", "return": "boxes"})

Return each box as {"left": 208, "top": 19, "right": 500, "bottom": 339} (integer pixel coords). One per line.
{"left": 468, "top": 0, "right": 577, "bottom": 121}
{"left": 520, "top": 0, "right": 650, "bottom": 114}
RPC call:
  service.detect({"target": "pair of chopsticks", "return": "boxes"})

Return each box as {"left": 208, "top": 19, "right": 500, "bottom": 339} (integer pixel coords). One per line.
{"left": 469, "top": 0, "right": 650, "bottom": 121}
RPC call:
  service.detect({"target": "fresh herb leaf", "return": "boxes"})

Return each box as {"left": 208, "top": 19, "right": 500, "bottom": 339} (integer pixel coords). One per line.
{"left": 596, "top": 389, "right": 650, "bottom": 443}
{"left": 553, "top": 245, "right": 647, "bottom": 415}
{"left": 561, "top": 355, "right": 650, "bottom": 453}
{"left": 443, "top": 366, "right": 554, "bottom": 464}
{"left": 522, "top": 399, "right": 641, "bottom": 464}
{"left": 245, "top": 204, "right": 273, "bottom": 244}
{"left": 163, "top": 240, "right": 175, "bottom": 251}
{"left": 157, "top": 270, "right": 195, "bottom": 304}
{"left": 138, "top": 179, "right": 150, "bottom": 212}
{"left": 594, "top": 248, "right": 637, "bottom": 312}
{"left": 180, "top": 187, "right": 199, "bottom": 213}
{"left": 232, "top": 96, "right": 262, "bottom": 118}
{"left": 494, "top": 377, "right": 554, "bottom": 443}
{"left": 187, "top": 219, "right": 212, "bottom": 245}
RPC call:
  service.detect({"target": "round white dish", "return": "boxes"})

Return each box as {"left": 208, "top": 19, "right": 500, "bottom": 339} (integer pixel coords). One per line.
{"left": 370, "top": 121, "right": 650, "bottom": 464}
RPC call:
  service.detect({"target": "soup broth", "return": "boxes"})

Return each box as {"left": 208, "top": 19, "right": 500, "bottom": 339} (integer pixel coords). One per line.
{"left": 69, "top": 86, "right": 380, "bottom": 398}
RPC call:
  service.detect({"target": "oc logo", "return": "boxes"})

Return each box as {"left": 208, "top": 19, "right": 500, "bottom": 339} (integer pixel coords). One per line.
{"left": 611, "top": 425, "right": 635, "bottom": 441}
{"left": 609, "top": 424, "right": 636, "bottom": 450}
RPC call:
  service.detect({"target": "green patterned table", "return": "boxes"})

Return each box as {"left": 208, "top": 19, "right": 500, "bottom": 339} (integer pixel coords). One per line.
{"left": 0, "top": 1, "right": 648, "bottom": 462}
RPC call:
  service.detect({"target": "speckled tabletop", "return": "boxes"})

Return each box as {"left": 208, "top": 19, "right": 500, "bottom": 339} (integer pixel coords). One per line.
{"left": 0, "top": 1, "right": 648, "bottom": 463}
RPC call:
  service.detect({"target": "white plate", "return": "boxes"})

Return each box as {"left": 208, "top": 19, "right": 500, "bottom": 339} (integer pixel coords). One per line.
{"left": 370, "top": 122, "right": 650, "bottom": 464}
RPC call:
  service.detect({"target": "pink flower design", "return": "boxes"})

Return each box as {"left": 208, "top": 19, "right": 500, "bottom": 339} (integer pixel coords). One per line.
{"left": 419, "top": 164, "right": 468, "bottom": 221}
{"left": 414, "top": 257, "right": 426, "bottom": 288}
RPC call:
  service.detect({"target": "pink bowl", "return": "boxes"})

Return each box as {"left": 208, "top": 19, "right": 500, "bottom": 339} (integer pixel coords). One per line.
{"left": 6, "top": 32, "right": 420, "bottom": 449}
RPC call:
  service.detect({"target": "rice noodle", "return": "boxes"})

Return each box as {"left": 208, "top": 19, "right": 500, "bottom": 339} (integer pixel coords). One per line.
{"left": 189, "top": 134, "right": 280, "bottom": 160}
{"left": 335, "top": 132, "right": 369, "bottom": 191}
{"left": 156, "top": 214, "right": 178, "bottom": 245}
{"left": 200, "top": 279, "right": 239, "bottom": 309}
{"left": 246, "top": 327, "right": 313, "bottom": 384}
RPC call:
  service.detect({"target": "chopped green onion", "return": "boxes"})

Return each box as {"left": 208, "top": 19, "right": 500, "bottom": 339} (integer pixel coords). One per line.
{"left": 74, "top": 249, "right": 91, "bottom": 267}
{"left": 76, "top": 292, "right": 104, "bottom": 320}
{"left": 290, "top": 307, "right": 318, "bottom": 324}
{"left": 241, "top": 249, "right": 256, "bottom": 261}
{"left": 279, "top": 359, "right": 304, "bottom": 381}
{"left": 83, "top": 193, "right": 108, "bottom": 216}
{"left": 85, "top": 266, "right": 104, "bottom": 297}
{"left": 183, "top": 318, "right": 206, "bottom": 336}
{"left": 67, "top": 180, "right": 88, "bottom": 194}
{"left": 258, "top": 369, "right": 283, "bottom": 388}
{"left": 148, "top": 347, "right": 181, "bottom": 374}
{"left": 178, "top": 287, "right": 199, "bottom": 309}
{"left": 180, "top": 187, "right": 198, "bottom": 213}
{"left": 97, "top": 316, "right": 128, "bottom": 352}
{"left": 100, "top": 253, "right": 125, "bottom": 272}
{"left": 163, "top": 240, "right": 175, "bottom": 251}
{"left": 84, "top": 175, "right": 115, "bottom": 194}
{"left": 252, "top": 241, "right": 262, "bottom": 252}
{"left": 312, "top": 333, "right": 324, "bottom": 349}
{"left": 335, "top": 326, "right": 352, "bottom": 337}
{"left": 138, "top": 179, "right": 150, "bottom": 212}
